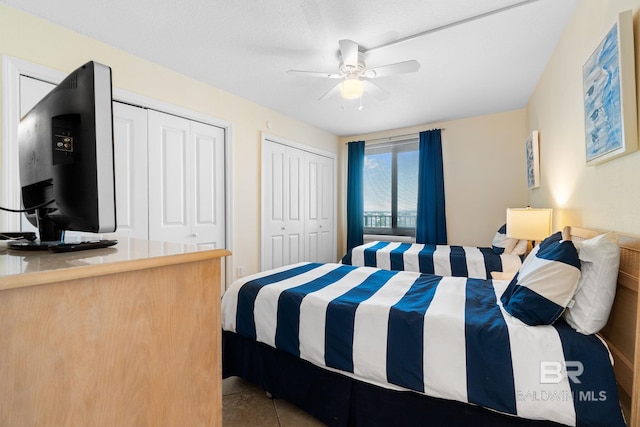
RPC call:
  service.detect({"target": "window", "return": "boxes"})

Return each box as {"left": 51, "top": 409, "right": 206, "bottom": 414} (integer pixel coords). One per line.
{"left": 363, "top": 139, "right": 419, "bottom": 236}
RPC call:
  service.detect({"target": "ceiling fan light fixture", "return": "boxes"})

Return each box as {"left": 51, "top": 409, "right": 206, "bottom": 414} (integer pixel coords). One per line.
{"left": 288, "top": 39, "right": 419, "bottom": 102}
{"left": 340, "top": 78, "right": 365, "bottom": 99}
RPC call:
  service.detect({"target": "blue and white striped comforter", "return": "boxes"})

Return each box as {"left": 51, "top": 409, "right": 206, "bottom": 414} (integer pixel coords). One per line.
{"left": 222, "top": 262, "right": 624, "bottom": 427}
{"left": 341, "top": 241, "right": 522, "bottom": 279}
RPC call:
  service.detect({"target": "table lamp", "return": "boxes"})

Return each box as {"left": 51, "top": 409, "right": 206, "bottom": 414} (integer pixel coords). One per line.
{"left": 506, "top": 207, "right": 552, "bottom": 252}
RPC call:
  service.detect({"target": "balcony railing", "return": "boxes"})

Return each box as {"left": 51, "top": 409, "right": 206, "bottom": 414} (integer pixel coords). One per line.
{"left": 363, "top": 213, "right": 417, "bottom": 229}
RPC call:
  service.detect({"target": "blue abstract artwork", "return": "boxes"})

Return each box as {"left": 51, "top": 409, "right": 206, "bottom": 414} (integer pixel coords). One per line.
{"left": 525, "top": 131, "right": 539, "bottom": 189}
{"left": 583, "top": 22, "right": 622, "bottom": 162}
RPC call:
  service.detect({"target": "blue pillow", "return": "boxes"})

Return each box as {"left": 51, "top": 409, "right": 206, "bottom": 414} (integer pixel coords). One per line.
{"left": 500, "top": 232, "right": 581, "bottom": 326}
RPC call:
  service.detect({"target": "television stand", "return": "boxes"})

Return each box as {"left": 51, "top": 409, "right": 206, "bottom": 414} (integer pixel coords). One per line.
{"left": 0, "top": 238, "right": 230, "bottom": 425}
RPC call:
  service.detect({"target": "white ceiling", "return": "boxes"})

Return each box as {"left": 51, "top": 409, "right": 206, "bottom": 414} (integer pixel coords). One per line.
{"left": 1, "top": 0, "right": 578, "bottom": 137}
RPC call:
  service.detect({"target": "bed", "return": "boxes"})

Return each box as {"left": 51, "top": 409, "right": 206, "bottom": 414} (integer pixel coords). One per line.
{"left": 340, "top": 240, "right": 522, "bottom": 279}
{"left": 222, "top": 227, "right": 639, "bottom": 426}
{"left": 339, "top": 224, "right": 525, "bottom": 279}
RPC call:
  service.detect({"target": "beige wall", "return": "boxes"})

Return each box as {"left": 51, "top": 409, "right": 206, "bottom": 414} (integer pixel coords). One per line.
{"left": 0, "top": 5, "right": 340, "bottom": 280}
{"left": 528, "top": 0, "right": 640, "bottom": 234}
{"left": 338, "top": 108, "right": 529, "bottom": 253}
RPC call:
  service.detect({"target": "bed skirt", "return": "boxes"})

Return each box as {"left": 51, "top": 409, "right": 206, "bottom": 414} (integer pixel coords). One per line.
{"left": 222, "top": 331, "right": 563, "bottom": 427}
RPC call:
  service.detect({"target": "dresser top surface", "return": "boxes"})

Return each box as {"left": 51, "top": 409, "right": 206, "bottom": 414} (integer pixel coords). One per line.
{"left": 0, "top": 238, "right": 230, "bottom": 290}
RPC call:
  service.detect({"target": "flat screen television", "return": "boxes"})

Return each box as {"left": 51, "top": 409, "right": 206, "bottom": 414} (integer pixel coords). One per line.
{"left": 8, "top": 61, "right": 117, "bottom": 251}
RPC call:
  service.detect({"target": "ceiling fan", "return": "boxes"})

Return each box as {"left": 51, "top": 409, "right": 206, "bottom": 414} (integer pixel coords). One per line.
{"left": 287, "top": 39, "right": 420, "bottom": 101}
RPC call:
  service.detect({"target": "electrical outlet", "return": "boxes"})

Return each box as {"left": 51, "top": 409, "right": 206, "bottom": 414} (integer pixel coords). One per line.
{"left": 236, "top": 266, "right": 244, "bottom": 277}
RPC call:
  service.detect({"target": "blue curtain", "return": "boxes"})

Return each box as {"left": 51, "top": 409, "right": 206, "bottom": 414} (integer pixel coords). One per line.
{"left": 346, "top": 141, "right": 365, "bottom": 250}
{"left": 416, "top": 130, "right": 447, "bottom": 244}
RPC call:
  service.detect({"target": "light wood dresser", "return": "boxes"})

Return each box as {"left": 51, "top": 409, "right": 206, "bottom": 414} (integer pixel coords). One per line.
{"left": 0, "top": 238, "right": 230, "bottom": 426}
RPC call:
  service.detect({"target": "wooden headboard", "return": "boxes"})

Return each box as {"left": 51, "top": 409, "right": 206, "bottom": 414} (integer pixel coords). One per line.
{"left": 569, "top": 227, "right": 640, "bottom": 426}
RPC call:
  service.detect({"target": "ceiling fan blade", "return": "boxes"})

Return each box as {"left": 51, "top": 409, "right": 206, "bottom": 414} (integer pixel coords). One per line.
{"left": 364, "top": 60, "right": 420, "bottom": 78}
{"left": 318, "top": 82, "right": 342, "bottom": 101}
{"left": 363, "top": 80, "right": 390, "bottom": 100}
{"left": 338, "top": 39, "right": 359, "bottom": 68}
{"left": 287, "top": 70, "right": 342, "bottom": 79}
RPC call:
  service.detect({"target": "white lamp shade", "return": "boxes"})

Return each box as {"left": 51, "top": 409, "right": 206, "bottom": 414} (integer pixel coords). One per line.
{"left": 506, "top": 208, "right": 552, "bottom": 241}
{"left": 340, "top": 78, "right": 365, "bottom": 99}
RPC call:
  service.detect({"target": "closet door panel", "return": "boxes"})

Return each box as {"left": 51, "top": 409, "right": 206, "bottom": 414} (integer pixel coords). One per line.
{"left": 285, "top": 150, "right": 305, "bottom": 262}
{"left": 270, "top": 150, "right": 285, "bottom": 222}
{"left": 319, "top": 157, "right": 335, "bottom": 262}
{"left": 304, "top": 154, "right": 320, "bottom": 262}
{"left": 288, "top": 156, "right": 301, "bottom": 221}
{"left": 306, "top": 232, "right": 318, "bottom": 262}
{"left": 288, "top": 233, "right": 302, "bottom": 264}
{"left": 320, "top": 161, "right": 333, "bottom": 222}
{"left": 107, "top": 102, "right": 148, "bottom": 240}
{"left": 270, "top": 236, "right": 286, "bottom": 269}
{"left": 148, "top": 110, "right": 191, "bottom": 243}
{"left": 304, "top": 152, "right": 335, "bottom": 263}
{"left": 307, "top": 161, "right": 319, "bottom": 221}
{"left": 262, "top": 143, "right": 286, "bottom": 270}
{"left": 261, "top": 140, "right": 305, "bottom": 270}
{"left": 191, "top": 121, "right": 226, "bottom": 247}
{"left": 195, "top": 135, "right": 215, "bottom": 224}
{"left": 162, "top": 127, "right": 188, "bottom": 224}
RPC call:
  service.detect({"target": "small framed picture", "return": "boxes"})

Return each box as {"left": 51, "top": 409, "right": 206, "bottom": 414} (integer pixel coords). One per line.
{"left": 526, "top": 131, "right": 540, "bottom": 189}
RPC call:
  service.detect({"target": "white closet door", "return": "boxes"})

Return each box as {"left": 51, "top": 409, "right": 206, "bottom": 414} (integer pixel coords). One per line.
{"left": 148, "top": 110, "right": 191, "bottom": 244}
{"left": 148, "top": 110, "right": 226, "bottom": 247}
{"left": 319, "top": 154, "right": 336, "bottom": 262}
{"left": 104, "top": 103, "right": 148, "bottom": 240}
{"left": 190, "top": 121, "right": 225, "bottom": 247}
{"left": 261, "top": 139, "right": 305, "bottom": 270}
{"left": 305, "top": 151, "right": 335, "bottom": 263}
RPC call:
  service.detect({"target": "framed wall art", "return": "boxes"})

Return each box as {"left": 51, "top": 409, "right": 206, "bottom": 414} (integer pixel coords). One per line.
{"left": 582, "top": 9, "right": 638, "bottom": 166}
{"left": 526, "top": 130, "right": 540, "bottom": 189}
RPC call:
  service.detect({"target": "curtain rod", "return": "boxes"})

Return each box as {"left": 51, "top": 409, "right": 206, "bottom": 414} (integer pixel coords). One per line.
{"left": 345, "top": 128, "right": 444, "bottom": 145}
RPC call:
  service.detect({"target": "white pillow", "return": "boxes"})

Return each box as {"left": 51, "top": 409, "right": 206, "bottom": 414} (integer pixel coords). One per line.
{"left": 510, "top": 239, "right": 528, "bottom": 256}
{"left": 564, "top": 232, "right": 620, "bottom": 335}
{"left": 492, "top": 224, "right": 528, "bottom": 255}
{"left": 492, "top": 224, "right": 517, "bottom": 254}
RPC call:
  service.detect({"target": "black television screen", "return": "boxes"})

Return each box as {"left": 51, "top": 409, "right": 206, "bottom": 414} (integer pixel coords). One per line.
{"left": 10, "top": 61, "right": 117, "bottom": 250}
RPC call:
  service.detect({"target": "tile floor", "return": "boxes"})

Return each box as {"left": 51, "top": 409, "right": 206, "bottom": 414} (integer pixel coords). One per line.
{"left": 222, "top": 376, "right": 326, "bottom": 426}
